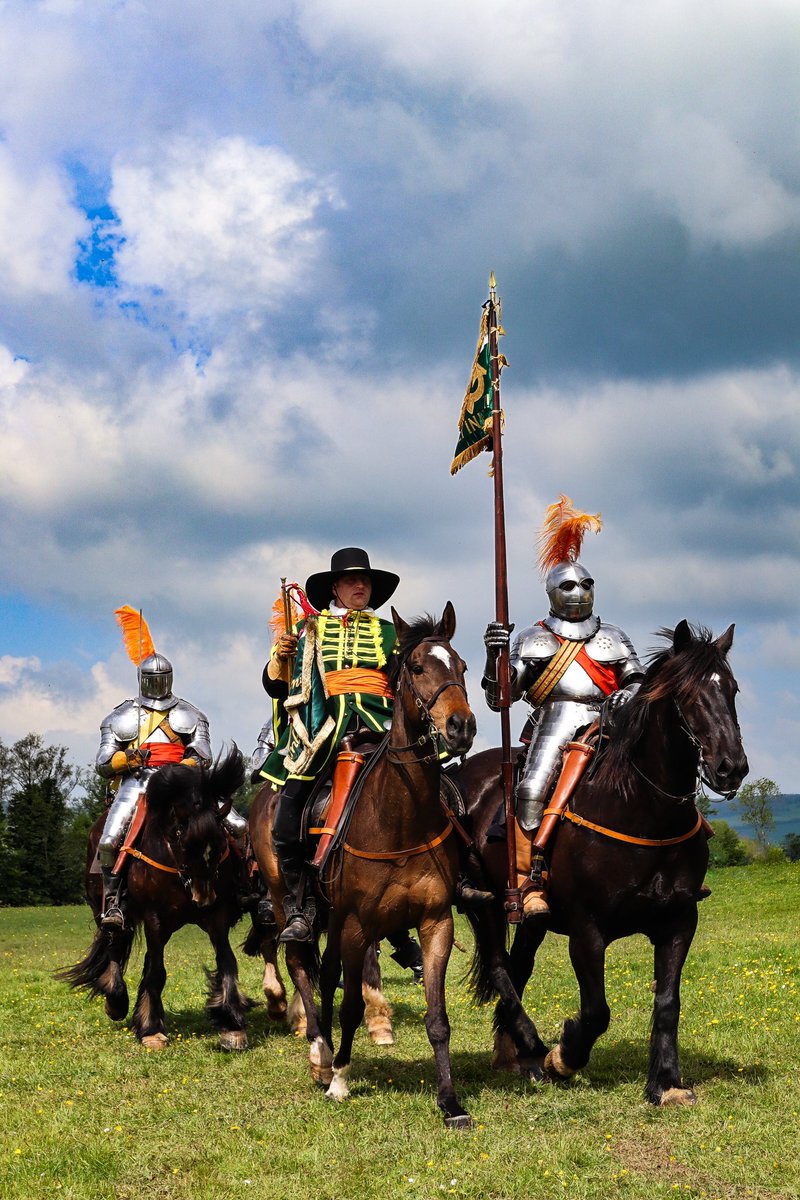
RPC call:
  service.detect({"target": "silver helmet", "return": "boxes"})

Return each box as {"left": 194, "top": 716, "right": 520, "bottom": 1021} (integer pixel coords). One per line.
{"left": 546, "top": 560, "right": 594, "bottom": 622}
{"left": 139, "top": 652, "right": 173, "bottom": 702}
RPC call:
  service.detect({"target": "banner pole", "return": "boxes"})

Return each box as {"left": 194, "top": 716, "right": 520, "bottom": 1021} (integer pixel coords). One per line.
{"left": 486, "top": 275, "right": 521, "bottom": 924}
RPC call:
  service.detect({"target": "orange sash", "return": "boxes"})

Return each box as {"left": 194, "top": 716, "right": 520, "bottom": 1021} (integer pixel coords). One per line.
{"left": 325, "top": 668, "right": 394, "bottom": 698}
{"left": 142, "top": 742, "right": 186, "bottom": 766}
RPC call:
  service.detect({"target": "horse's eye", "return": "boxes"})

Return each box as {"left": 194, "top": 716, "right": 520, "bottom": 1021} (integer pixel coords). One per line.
{"left": 411, "top": 662, "right": 424, "bottom": 675}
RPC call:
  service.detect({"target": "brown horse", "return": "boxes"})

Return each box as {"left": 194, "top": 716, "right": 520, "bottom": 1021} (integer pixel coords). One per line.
{"left": 249, "top": 602, "right": 476, "bottom": 1126}
{"left": 58, "top": 749, "right": 252, "bottom": 1051}
{"left": 458, "top": 622, "right": 748, "bottom": 1105}
{"left": 318, "top": 603, "right": 476, "bottom": 1126}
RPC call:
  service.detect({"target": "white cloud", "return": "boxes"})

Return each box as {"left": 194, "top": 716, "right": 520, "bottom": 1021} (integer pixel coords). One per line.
{"left": 111, "top": 136, "right": 336, "bottom": 320}
{"left": 0, "top": 145, "right": 86, "bottom": 297}
{"left": 638, "top": 111, "right": 800, "bottom": 246}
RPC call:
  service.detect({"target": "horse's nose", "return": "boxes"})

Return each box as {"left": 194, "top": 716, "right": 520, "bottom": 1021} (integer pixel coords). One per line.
{"left": 446, "top": 711, "right": 476, "bottom": 749}
{"left": 717, "top": 751, "right": 749, "bottom": 790}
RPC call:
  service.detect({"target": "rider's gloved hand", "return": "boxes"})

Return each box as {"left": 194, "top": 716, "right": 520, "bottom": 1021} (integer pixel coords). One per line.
{"left": 483, "top": 621, "right": 514, "bottom": 659}
{"left": 274, "top": 633, "right": 298, "bottom": 662}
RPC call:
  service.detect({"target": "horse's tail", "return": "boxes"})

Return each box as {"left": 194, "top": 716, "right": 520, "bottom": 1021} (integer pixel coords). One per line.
{"left": 463, "top": 903, "right": 505, "bottom": 1005}
{"left": 55, "top": 925, "right": 136, "bottom": 1020}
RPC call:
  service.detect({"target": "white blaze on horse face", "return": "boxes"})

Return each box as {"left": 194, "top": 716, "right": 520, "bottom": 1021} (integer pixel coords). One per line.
{"left": 710, "top": 673, "right": 722, "bottom": 687}
{"left": 429, "top": 644, "right": 454, "bottom": 670}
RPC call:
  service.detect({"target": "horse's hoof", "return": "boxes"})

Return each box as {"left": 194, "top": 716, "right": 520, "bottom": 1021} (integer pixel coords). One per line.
{"left": 266, "top": 999, "right": 288, "bottom": 1022}
{"left": 104, "top": 998, "right": 128, "bottom": 1022}
{"left": 659, "top": 1087, "right": 697, "bottom": 1107}
{"left": 522, "top": 1057, "right": 547, "bottom": 1084}
{"left": 324, "top": 1065, "right": 350, "bottom": 1102}
{"left": 444, "top": 1113, "right": 473, "bottom": 1131}
{"left": 491, "top": 1031, "right": 520, "bottom": 1073}
{"left": 309, "top": 1037, "right": 334, "bottom": 1086}
{"left": 544, "top": 1046, "right": 575, "bottom": 1080}
{"left": 370, "top": 1029, "right": 395, "bottom": 1047}
{"left": 141, "top": 1032, "right": 169, "bottom": 1051}
{"left": 219, "top": 1030, "right": 248, "bottom": 1052}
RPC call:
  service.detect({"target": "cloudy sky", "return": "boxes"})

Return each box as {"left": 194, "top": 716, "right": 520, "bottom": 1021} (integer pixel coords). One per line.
{"left": 1, "top": 0, "right": 799, "bottom": 793}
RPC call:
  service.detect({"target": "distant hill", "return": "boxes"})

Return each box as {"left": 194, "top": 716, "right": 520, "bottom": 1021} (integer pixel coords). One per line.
{"left": 709, "top": 793, "right": 800, "bottom": 846}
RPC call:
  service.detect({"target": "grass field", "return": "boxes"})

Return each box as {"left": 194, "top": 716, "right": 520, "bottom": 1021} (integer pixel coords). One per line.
{"left": 1, "top": 861, "right": 798, "bottom": 1200}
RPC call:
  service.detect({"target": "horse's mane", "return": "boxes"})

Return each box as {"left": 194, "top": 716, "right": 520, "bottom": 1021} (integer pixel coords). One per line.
{"left": 592, "top": 624, "right": 728, "bottom": 798}
{"left": 386, "top": 614, "right": 440, "bottom": 692}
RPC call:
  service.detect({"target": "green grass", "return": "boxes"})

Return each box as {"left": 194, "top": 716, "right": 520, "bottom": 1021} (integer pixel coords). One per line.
{"left": 1, "top": 862, "right": 798, "bottom": 1200}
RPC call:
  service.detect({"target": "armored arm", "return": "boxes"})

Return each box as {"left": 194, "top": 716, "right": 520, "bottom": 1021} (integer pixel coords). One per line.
{"left": 95, "top": 703, "right": 144, "bottom": 778}
{"left": 170, "top": 701, "right": 212, "bottom": 767}
{"left": 482, "top": 622, "right": 549, "bottom": 711}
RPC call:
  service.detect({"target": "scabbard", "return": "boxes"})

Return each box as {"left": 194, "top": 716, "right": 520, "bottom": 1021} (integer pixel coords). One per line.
{"left": 534, "top": 736, "right": 596, "bottom": 852}
{"left": 310, "top": 751, "right": 364, "bottom": 868}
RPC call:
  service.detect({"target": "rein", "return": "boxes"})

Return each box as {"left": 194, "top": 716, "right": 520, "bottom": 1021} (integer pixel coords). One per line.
{"left": 549, "top": 807, "right": 703, "bottom": 847}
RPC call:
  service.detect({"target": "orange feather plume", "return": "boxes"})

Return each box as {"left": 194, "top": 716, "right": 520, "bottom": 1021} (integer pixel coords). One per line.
{"left": 269, "top": 589, "right": 301, "bottom": 640}
{"left": 537, "top": 494, "right": 602, "bottom": 575}
{"left": 114, "top": 606, "right": 156, "bottom": 665}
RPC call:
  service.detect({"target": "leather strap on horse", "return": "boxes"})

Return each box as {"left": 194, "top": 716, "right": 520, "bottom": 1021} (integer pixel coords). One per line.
{"left": 343, "top": 820, "right": 453, "bottom": 862}
{"left": 121, "top": 842, "right": 231, "bottom": 876}
{"left": 553, "top": 808, "right": 703, "bottom": 847}
{"left": 533, "top": 722, "right": 600, "bottom": 854}
{"left": 121, "top": 845, "right": 182, "bottom": 875}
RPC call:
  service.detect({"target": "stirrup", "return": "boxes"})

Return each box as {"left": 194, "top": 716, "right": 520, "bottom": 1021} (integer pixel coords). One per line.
{"left": 519, "top": 878, "right": 549, "bottom": 918}
{"left": 278, "top": 907, "right": 315, "bottom": 944}
{"left": 455, "top": 876, "right": 494, "bottom": 909}
{"left": 101, "top": 903, "right": 126, "bottom": 931}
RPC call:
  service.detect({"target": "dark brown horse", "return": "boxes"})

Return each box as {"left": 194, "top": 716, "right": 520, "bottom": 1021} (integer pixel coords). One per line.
{"left": 249, "top": 602, "right": 476, "bottom": 1127}
{"left": 459, "top": 621, "right": 748, "bottom": 1105}
{"left": 58, "top": 749, "right": 252, "bottom": 1051}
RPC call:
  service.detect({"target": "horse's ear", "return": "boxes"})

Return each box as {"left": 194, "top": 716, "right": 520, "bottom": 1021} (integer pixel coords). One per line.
{"left": 716, "top": 623, "right": 735, "bottom": 655}
{"left": 437, "top": 600, "right": 456, "bottom": 640}
{"left": 673, "top": 620, "right": 693, "bottom": 653}
{"left": 391, "top": 606, "right": 409, "bottom": 638}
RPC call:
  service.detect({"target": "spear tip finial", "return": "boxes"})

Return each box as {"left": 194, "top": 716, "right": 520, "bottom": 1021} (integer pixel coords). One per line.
{"left": 489, "top": 271, "right": 496, "bottom": 291}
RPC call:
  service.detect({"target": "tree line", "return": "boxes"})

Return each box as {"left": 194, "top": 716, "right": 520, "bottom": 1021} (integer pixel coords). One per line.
{"left": 0, "top": 734, "right": 106, "bottom": 906}
{"left": 0, "top": 735, "right": 797, "bottom": 907}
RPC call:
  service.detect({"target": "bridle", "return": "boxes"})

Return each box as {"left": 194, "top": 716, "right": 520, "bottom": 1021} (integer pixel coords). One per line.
{"left": 386, "top": 641, "right": 468, "bottom": 765}
{"left": 630, "top": 690, "right": 739, "bottom": 804}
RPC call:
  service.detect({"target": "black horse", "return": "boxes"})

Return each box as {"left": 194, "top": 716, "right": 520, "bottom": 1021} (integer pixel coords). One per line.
{"left": 459, "top": 621, "right": 748, "bottom": 1105}
{"left": 58, "top": 748, "right": 252, "bottom": 1050}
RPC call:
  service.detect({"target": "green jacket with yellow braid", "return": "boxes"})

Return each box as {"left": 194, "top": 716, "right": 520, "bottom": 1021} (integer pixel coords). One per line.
{"left": 260, "top": 609, "right": 398, "bottom": 787}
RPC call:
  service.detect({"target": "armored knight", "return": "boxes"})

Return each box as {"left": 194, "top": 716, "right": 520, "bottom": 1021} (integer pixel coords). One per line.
{"left": 483, "top": 496, "right": 644, "bottom": 918}
{"left": 95, "top": 608, "right": 246, "bottom": 930}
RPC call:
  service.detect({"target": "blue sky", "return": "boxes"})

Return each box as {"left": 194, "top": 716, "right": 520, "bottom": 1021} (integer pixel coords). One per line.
{"left": 1, "top": 0, "right": 799, "bottom": 790}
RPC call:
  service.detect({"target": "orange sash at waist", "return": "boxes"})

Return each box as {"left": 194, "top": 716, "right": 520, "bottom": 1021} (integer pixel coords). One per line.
{"left": 142, "top": 742, "right": 186, "bottom": 766}
{"left": 326, "top": 668, "right": 394, "bottom": 698}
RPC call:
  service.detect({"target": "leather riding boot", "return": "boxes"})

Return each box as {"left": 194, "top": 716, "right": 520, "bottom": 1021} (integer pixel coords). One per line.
{"left": 389, "top": 932, "right": 424, "bottom": 984}
{"left": 455, "top": 847, "right": 494, "bottom": 910}
{"left": 515, "top": 820, "right": 549, "bottom": 918}
{"left": 100, "top": 866, "right": 126, "bottom": 931}
{"left": 277, "top": 861, "right": 316, "bottom": 943}
{"left": 278, "top": 891, "right": 317, "bottom": 944}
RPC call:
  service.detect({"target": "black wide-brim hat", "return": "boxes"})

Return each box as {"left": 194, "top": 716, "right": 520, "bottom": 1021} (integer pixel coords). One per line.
{"left": 305, "top": 547, "right": 400, "bottom": 612}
